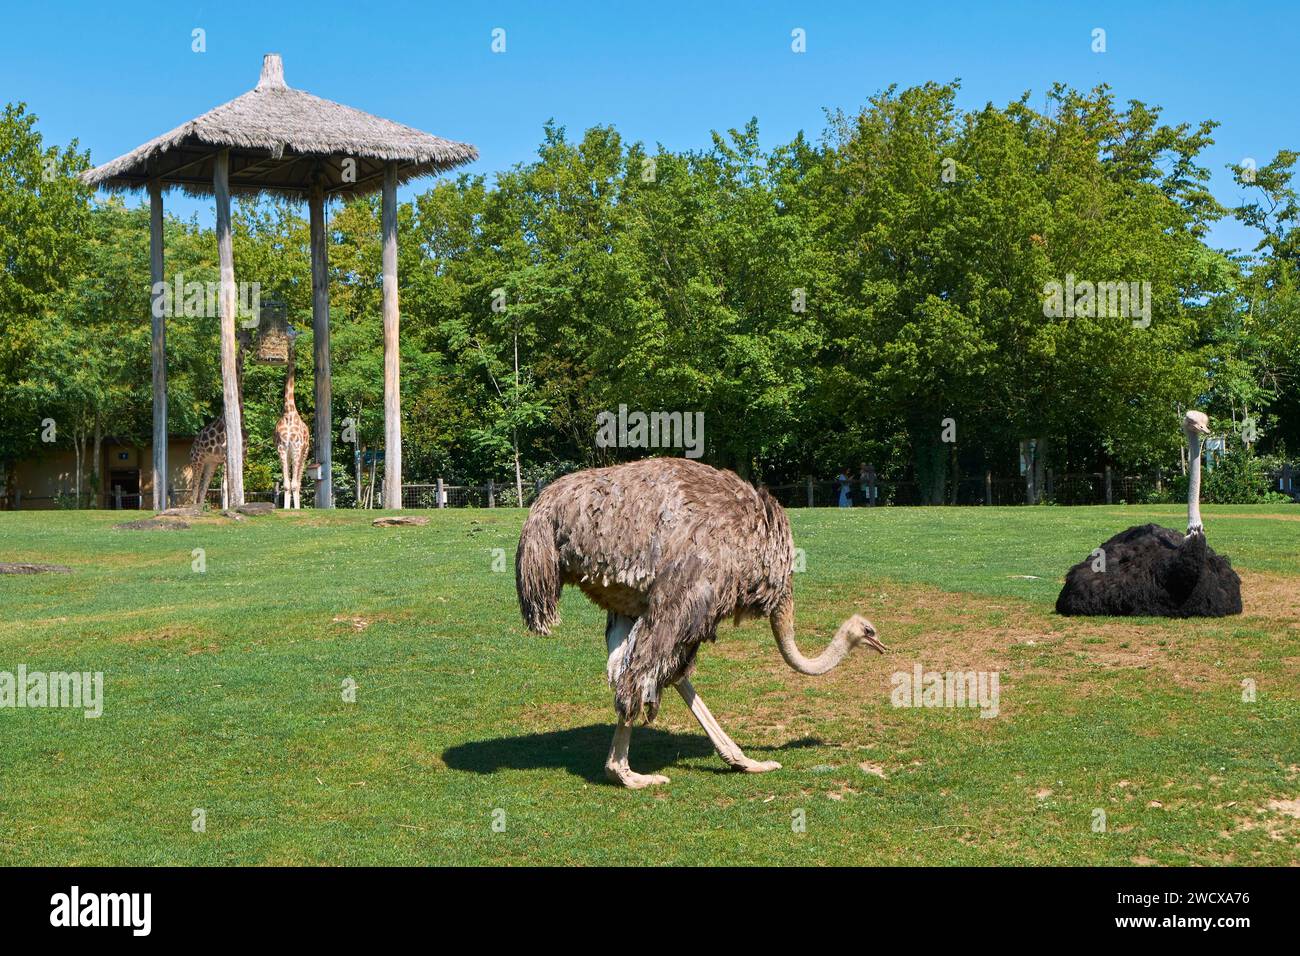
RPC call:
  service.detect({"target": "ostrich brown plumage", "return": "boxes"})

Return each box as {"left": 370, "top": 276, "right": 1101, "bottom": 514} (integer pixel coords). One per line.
{"left": 516, "top": 457, "right": 884, "bottom": 789}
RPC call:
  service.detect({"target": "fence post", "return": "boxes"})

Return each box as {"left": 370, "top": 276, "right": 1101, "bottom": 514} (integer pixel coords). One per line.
{"left": 984, "top": 470, "right": 992, "bottom": 506}
{"left": 1046, "top": 468, "right": 1055, "bottom": 500}
{"left": 806, "top": 475, "right": 814, "bottom": 508}
{"left": 114, "top": 485, "right": 122, "bottom": 510}
{"left": 436, "top": 477, "right": 445, "bottom": 508}
{"left": 1104, "top": 465, "right": 1113, "bottom": 504}
{"left": 487, "top": 479, "right": 496, "bottom": 508}
{"left": 534, "top": 477, "right": 543, "bottom": 503}
{"left": 1155, "top": 467, "right": 1163, "bottom": 495}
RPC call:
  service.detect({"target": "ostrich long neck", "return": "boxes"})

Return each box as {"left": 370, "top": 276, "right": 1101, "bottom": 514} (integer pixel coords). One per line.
{"left": 769, "top": 598, "right": 855, "bottom": 676}
{"left": 1187, "top": 429, "right": 1202, "bottom": 532}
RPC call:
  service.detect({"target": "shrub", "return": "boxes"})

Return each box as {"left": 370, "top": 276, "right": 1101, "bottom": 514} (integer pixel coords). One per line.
{"left": 1201, "top": 450, "right": 1291, "bottom": 504}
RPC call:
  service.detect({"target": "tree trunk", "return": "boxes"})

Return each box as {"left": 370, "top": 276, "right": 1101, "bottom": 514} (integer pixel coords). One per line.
{"left": 1033, "top": 436, "right": 1049, "bottom": 503}
{"left": 91, "top": 416, "right": 102, "bottom": 508}
{"left": 73, "top": 427, "right": 83, "bottom": 508}
{"left": 948, "top": 442, "right": 959, "bottom": 505}
{"left": 912, "top": 423, "right": 947, "bottom": 505}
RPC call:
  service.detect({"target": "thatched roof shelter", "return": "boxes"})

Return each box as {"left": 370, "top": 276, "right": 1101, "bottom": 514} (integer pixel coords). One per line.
{"left": 81, "top": 54, "right": 477, "bottom": 510}
{"left": 83, "top": 55, "right": 476, "bottom": 199}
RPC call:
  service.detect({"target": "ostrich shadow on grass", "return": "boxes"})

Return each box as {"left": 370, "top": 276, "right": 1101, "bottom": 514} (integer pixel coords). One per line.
{"left": 442, "top": 724, "right": 824, "bottom": 785}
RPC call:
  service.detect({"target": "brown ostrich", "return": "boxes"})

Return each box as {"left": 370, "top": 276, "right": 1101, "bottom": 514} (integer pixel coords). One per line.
{"left": 516, "top": 457, "right": 884, "bottom": 789}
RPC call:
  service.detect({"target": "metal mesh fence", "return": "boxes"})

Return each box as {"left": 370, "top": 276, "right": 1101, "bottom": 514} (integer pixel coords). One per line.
{"left": 5, "top": 465, "right": 1295, "bottom": 511}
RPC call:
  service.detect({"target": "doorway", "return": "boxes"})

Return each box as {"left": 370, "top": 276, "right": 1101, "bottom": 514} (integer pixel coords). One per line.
{"left": 108, "top": 469, "right": 142, "bottom": 509}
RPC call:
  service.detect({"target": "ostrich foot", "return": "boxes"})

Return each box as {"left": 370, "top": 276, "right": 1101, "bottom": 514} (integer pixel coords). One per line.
{"left": 604, "top": 717, "right": 669, "bottom": 788}
{"left": 728, "top": 757, "right": 782, "bottom": 774}
{"left": 604, "top": 765, "right": 670, "bottom": 789}
{"left": 676, "top": 678, "right": 780, "bottom": 775}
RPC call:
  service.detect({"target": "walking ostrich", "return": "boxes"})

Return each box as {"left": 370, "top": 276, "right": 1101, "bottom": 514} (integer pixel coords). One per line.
{"left": 516, "top": 457, "right": 885, "bottom": 789}
{"left": 1056, "top": 410, "right": 1242, "bottom": 617}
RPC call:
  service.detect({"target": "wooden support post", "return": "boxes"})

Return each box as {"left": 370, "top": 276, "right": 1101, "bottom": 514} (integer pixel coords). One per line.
{"left": 354, "top": 446, "right": 363, "bottom": 509}
{"left": 214, "top": 149, "right": 245, "bottom": 506}
{"left": 1104, "top": 465, "right": 1113, "bottom": 504}
{"left": 309, "top": 185, "right": 333, "bottom": 508}
{"left": 984, "top": 470, "right": 992, "bottom": 506}
{"left": 806, "top": 475, "right": 814, "bottom": 508}
{"left": 381, "top": 164, "right": 402, "bottom": 509}
{"left": 487, "top": 479, "right": 496, "bottom": 508}
{"left": 436, "top": 476, "right": 445, "bottom": 508}
{"left": 148, "top": 179, "right": 167, "bottom": 511}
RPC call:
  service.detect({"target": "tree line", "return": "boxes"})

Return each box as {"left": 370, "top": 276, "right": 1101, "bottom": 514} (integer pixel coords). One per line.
{"left": 1, "top": 81, "right": 1297, "bottom": 505}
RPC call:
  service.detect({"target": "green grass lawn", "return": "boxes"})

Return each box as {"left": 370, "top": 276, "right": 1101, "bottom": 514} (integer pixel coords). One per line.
{"left": 1, "top": 504, "right": 1297, "bottom": 865}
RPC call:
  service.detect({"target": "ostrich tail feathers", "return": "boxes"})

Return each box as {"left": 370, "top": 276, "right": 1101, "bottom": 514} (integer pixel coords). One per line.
{"left": 516, "top": 509, "right": 562, "bottom": 634}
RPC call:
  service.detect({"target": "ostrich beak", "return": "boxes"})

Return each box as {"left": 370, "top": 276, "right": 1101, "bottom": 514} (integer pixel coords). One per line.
{"left": 862, "top": 623, "right": 886, "bottom": 654}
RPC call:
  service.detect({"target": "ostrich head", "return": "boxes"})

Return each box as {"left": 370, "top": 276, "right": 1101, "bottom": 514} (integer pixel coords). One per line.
{"left": 1184, "top": 410, "right": 1210, "bottom": 436}
{"left": 844, "top": 615, "right": 886, "bottom": 653}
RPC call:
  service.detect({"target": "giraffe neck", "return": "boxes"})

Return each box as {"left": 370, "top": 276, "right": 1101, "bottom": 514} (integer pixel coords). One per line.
{"left": 283, "top": 342, "right": 297, "bottom": 414}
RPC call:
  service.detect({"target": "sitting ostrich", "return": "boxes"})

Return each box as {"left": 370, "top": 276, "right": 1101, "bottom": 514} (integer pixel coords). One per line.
{"left": 1056, "top": 410, "right": 1242, "bottom": 617}
{"left": 516, "top": 457, "right": 885, "bottom": 789}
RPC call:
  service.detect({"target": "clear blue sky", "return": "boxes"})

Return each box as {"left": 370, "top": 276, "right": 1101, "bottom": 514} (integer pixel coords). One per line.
{"left": 4, "top": 0, "right": 1294, "bottom": 253}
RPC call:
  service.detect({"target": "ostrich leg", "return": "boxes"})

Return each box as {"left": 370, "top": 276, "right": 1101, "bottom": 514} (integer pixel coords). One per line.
{"left": 676, "top": 678, "right": 781, "bottom": 773}
{"left": 603, "top": 613, "right": 669, "bottom": 789}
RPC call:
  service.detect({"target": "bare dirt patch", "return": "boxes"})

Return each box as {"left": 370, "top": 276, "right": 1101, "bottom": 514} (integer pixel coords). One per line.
{"left": 1240, "top": 571, "right": 1300, "bottom": 622}
{"left": 0, "top": 562, "right": 72, "bottom": 574}
{"left": 115, "top": 517, "right": 189, "bottom": 530}
{"left": 710, "top": 573, "right": 1300, "bottom": 718}
{"left": 1267, "top": 797, "right": 1300, "bottom": 819}
{"left": 114, "top": 624, "right": 206, "bottom": 647}
{"left": 372, "top": 515, "right": 429, "bottom": 527}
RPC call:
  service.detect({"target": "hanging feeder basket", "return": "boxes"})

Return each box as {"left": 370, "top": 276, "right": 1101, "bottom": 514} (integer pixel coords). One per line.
{"left": 255, "top": 300, "right": 291, "bottom": 365}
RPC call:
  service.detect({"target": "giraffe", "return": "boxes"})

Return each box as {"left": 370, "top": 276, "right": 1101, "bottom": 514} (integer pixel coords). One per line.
{"left": 187, "top": 330, "right": 252, "bottom": 508}
{"left": 275, "top": 331, "right": 311, "bottom": 509}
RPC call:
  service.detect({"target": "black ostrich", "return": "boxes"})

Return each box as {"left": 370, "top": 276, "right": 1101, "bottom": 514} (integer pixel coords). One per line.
{"left": 1056, "top": 411, "right": 1243, "bottom": 618}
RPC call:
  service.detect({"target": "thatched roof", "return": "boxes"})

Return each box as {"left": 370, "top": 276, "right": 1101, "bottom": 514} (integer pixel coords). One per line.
{"left": 82, "top": 54, "right": 477, "bottom": 199}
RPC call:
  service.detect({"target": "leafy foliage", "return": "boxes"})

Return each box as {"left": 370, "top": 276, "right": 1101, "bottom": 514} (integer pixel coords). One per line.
{"left": 2, "top": 86, "right": 1298, "bottom": 499}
